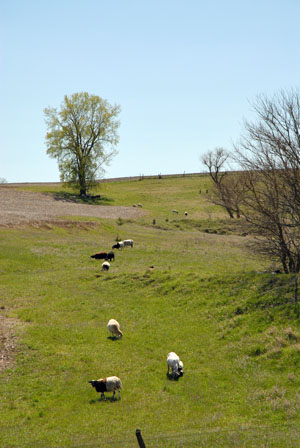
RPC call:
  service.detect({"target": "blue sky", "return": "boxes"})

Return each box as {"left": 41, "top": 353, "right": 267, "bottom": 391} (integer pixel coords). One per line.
{"left": 1, "top": 0, "right": 300, "bottom": 182}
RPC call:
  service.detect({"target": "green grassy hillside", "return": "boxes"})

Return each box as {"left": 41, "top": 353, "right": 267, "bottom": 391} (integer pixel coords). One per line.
{"left": 1, "top": 176, "right": 300, "bottom": 447}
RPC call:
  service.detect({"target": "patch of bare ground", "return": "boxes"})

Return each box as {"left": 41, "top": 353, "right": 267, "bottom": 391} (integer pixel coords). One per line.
{"left": 0, "top": 187, "right": 145, "bottom": 228}
{"left": 0, "top": 315, "right": 19, "bottom": 373}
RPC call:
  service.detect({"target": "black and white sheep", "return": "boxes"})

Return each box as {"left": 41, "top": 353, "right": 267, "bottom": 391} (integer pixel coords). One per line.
{"left": 89, "top": 376, "right": 122, "bottom": 400}
{"left": 112, "top": 241, "right": 124, "bottom": 250}
{"left": 101, "top": 261, "right": 110, "bottom": 271}
{"left": 172, "top": 209, "right": 179, "bottom": 214}
{"left": 167, "top": 352, "right": 184, "bottom": 378}
{"left": 184, "top": 211, "right": 188, "bottom": 216}
{"left": 107, "top": 319, "right": 123, "bottom": 339}
{"left": 123, "top": 239, "right": 134, "bottom": 248}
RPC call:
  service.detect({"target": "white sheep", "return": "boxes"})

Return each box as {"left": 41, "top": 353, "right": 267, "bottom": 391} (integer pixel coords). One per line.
{"left": 107, "top": 319, "right": 123, "bottom": 339}
{"left": 89, "top": 376, "right": 122, "bottom": 400}
{"left": 184, "top": 211, "right": 188, "bottom": 216}
{"left": 101, "top": 261, "right": 110, "bottom": 271}
{"left": 123, "top": 239, "right": 134, "bottom": 248}
{"left": 167, "top": 352, "right": 184, "bottom": 378}
{"left": 172, "top": 209, "right": 179, "bottom": 214}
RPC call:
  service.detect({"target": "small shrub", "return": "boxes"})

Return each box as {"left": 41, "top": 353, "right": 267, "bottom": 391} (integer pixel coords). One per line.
{"left": 234, "top": 306, "right": 244, "bottom": 315}
{"left": 249, "top": 346, "right": 267, "bottom": 357}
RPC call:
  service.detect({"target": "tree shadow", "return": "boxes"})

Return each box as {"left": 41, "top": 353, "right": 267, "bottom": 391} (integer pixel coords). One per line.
{"left": 48, "top": 191, "right": 114, "bottom": 205}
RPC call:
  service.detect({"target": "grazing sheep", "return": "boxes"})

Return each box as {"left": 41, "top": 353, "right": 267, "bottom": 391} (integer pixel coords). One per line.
{"left": 123, "top": 239, "right": 134, "bottom": 248}
{"left": 89, "top": 376, "right": 122, "bottom": 400}
{"left": 172, "top": 209, "right": 179, "bottom": 214}
{"left": 137, "top": 203, "right": 143, "bottom": 208}
{"left": 167, "top": 352, "right": 184, "bottom": 378}
{"left": 107, "top": 319, "right": 123, "bottom": 339}
{"left": 101, "top": 261, "right": 110, "bottom": 271}
{"left": 184, "top": 211, "right": 188, "bottom": 216}
{"left": 112, "top": 241, "right": 124, "bottom": 250}
{"left": 91, "top": 252, "right": 108, "bottom": 260}
{"left": 106, "top": 251, "right": 115, "bottom": 262}
{"left": 133, "top": 204, "right": 137, "bottom": 207}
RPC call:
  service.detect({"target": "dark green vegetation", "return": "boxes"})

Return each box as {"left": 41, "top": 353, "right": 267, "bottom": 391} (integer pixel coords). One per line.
{"left": 1, "top": 176, "right": 300, "bottom": 447}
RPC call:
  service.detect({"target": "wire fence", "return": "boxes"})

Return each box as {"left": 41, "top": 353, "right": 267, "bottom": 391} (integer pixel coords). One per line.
{"left": 97, "top": 172, "right": 209, "bottom": 183}
{"left": 3, "top": 424, "right": 300, "bottom": 448}
{"left": 3, "top": 172, "right": 210, "bottom": 187}
{"left": 2, "top": 425, "right": 300, "bottom": 448}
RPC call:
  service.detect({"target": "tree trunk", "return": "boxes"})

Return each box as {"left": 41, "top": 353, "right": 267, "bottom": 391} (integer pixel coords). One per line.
{"left": 281, "top": 255, "right": 289, "bottom": 274}
{"left": 225, "top": 207, "right": 234, "bottom": 219}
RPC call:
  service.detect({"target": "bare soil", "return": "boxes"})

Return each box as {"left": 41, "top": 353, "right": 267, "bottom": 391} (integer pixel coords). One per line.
{"left": 0, "top": 187, "right": 145, "bottom": 228}
{"left": 0, "top": 315, "right": 19, "bottom": 374}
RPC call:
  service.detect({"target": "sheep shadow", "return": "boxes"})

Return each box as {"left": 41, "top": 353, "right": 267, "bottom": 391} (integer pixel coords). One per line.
{"left": 107, "top": 336, "right": 120, "bottom": 341}
{"left": 166, "top": 372, "right": 182, "bottom": 381}
{"left": 89, "top": 396, "right": 120, "bottom": 404}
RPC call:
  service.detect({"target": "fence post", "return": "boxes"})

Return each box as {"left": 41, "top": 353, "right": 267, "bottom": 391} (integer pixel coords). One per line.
{"left": 136, "top": 429, "right": 146, "bottom": 447}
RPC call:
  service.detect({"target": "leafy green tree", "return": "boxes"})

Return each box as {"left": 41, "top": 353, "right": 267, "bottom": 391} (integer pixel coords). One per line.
{"left": 44, "top": 92, "right": 120, "bottom": 196}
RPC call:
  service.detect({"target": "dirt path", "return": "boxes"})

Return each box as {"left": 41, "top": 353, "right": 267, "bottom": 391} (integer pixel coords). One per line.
{"left": 0, "top": 187, "right": 145, "bottom": 227}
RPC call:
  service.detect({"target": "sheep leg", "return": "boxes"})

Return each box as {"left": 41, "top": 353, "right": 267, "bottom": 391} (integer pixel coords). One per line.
{"left": 111, "top": 390, "right": 115, "bottom": 401}
{"left": 118, "top": 390, "right": 121, "bottom": 400}
{"left": 101, "top": 392, "right": 105, "bottom": 400}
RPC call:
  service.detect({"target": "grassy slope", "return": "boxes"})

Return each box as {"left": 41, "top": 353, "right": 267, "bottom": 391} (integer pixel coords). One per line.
{"left": 1, "top": 177, "right": 300, "bottom": 447}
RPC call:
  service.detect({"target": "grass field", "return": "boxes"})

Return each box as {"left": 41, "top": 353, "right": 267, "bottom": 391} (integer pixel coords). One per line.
{"left": 1, "top": 176, "right": 300, "bottom": 447}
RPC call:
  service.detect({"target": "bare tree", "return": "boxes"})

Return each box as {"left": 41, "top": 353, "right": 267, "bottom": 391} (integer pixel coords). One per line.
{"left": 235, "top": 89, "right": 300, "bottom": 273}
{"left": 201, "top": 147, "right": 240, "bottom": 218}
